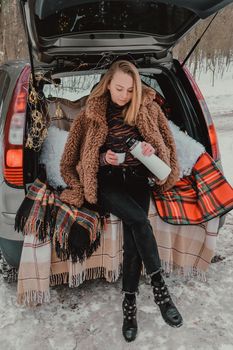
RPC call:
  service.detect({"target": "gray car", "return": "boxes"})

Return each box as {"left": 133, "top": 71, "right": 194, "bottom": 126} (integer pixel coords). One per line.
{"left": 1, "top": 0, "right": 233, "bottom": 269}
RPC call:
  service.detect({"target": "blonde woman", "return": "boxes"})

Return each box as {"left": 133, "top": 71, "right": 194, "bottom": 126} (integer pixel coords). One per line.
{"left": 60, "top": 60, "right": 183, "bottom": 342}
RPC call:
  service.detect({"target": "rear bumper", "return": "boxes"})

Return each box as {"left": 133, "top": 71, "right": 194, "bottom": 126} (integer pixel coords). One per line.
{"left": 0, "top": 213, "right": 24, "bottom": 241}
{"left": 0, "top": 237, "right": 23, "bottom": 268}
{"left": 0, "top": 181, "right": 24, "bottom": 241}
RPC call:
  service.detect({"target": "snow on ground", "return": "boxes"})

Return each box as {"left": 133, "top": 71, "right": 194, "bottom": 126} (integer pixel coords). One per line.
{"left": 195, "top": 64, "right": 233, "bottom": 117}
{"left": 196, "top": 63, "right": 233, "bottom": 185}
{"left": 0, "top": 70, "right": 233, "bottom": 350}
{"left": 213, "top": 115, "right": 233, "bottom": 186}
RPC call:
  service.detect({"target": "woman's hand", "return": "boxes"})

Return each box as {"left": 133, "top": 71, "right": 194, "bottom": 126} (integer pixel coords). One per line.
{"left": 105, "top": 150, "right": 119, "bottom": 166}
{"left": 141, "top": 141, "right": 155, "bottom": 156}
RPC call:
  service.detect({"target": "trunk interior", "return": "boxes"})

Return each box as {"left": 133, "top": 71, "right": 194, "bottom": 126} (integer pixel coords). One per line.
{"left": 23, "top": 59, "right": 211, "bottom": 188}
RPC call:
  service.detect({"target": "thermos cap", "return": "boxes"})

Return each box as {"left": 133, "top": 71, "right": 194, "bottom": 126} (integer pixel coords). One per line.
{"left": 126, "top": 137, "right": 137, "bottom": 149}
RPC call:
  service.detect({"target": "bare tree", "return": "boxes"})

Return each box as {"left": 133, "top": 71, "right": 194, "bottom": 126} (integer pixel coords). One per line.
{"left": 0, "top": 0, "right": 28, "bottom": 63}
{"left": 174, "top": 4, "right": 233, "bottom": 76}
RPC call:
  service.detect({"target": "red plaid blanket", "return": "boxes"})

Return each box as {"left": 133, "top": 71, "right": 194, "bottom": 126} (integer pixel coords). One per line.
{"left": 153, "top": 152, "right": 233, "bottom": 225}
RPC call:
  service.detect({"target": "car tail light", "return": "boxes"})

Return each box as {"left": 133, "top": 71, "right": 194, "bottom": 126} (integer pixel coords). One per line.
{"left": 3, "top": 65, "right": 30, "bottom": 187}
{"left": 183, "top": 67, "right": 220, "bottom": 161}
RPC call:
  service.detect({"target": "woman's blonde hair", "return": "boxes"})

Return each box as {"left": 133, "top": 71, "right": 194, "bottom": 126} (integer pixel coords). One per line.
{"left": 87, "top": 60, "right": 142, "bottom": 125}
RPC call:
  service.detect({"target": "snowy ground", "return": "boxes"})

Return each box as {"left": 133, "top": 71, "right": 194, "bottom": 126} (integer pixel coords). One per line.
{"left": 195, "top": 64, "right": 233, "bottom": 117}
{"left": 0, "top": 70, "right": 233, "bottom": 350}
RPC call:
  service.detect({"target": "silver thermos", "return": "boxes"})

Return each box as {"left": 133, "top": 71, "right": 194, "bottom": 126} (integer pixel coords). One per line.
{"left": 126, "top": 138, "right": 171, "bottom": 181}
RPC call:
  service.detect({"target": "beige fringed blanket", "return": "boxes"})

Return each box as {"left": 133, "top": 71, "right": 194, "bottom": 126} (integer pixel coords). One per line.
{"left": 17, "top": 200, "right": 219, "bottom": 306}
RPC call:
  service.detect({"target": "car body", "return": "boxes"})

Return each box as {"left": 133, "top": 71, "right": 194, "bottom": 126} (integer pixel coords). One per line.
{"left": 1, "top": 0, "right": 232, "bottom": 268}
{"left": 0, "top": 61, "right": 30, "bottom": 267}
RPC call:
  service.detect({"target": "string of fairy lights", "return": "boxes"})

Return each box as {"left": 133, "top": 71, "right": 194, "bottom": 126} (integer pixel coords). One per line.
{"left": 25, "top": 54, "right": 137, "bottom": 152}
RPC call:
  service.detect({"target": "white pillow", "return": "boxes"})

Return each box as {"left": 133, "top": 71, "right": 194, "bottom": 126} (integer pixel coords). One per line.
{"left": 40, "top": 123, "right": 205, "bottom": 188}
{"left": 168, "top": 120, "right": 205, "bottom": 178}
{"left": 40, "top": 126, "right": 68, "bottom": 188}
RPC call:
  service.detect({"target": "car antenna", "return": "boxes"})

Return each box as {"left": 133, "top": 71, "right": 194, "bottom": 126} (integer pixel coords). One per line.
{"left": 181, "top": 12, "right": 218, "bottom": 67}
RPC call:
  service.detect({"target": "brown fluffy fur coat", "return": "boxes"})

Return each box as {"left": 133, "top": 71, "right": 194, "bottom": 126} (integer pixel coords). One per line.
{"left": 60, "top": 86, "right": 179, "bottom": 208}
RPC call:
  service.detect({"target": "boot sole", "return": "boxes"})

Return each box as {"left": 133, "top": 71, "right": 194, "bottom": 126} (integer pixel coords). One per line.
{"left": 163, "top": 317, "right": 183, "bottom": 328}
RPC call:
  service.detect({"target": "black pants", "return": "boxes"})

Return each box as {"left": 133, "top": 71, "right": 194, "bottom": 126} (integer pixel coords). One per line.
{"left": 98, "top": 166, "right": 161, "bottom": 293}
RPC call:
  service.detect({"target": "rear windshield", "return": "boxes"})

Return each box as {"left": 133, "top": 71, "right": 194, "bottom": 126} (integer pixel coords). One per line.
{"left": 43, "top": 74, "right": 101, "bottom": 101}
{"left": 35, "top": 1, "right": 194, "bottom": 38}
{"left": 43, "top": 73, "right": 163, "bottom": 101}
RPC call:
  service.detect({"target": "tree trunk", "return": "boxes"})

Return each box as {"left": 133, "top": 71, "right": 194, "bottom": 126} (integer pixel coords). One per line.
{"left": 0, "top": 0, "right": 28, "bottom": 64}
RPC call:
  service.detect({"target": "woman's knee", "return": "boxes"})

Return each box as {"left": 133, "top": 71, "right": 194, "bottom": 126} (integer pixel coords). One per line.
{"left": 129, "top": 218, "right": 154, "bottom": 242}
{"left": 130, "top": 216, "right": 151, "bottom": 230}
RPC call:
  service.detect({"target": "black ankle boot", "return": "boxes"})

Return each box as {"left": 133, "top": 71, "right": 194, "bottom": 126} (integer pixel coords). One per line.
{"left": 122, "top": 294, "right": 138, "bottom": 342}
{"left": 151, "top": 276, "right": 183, "bottom": 328}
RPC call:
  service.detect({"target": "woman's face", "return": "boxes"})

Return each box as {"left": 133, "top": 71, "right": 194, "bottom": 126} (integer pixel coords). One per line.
{"left": 108, "top": 70, "right": 134, "bottom": 106}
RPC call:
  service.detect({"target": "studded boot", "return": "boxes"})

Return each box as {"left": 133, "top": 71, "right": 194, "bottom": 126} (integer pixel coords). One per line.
{"left": 122, "top": 294, "right": 138, "bottom": 342}
{"left": 151, "top": 274, "right": 183, "bottom": 328}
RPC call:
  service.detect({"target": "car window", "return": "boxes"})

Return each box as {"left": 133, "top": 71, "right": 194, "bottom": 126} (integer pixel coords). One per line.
{"left": 43, "top": 74, "right": 101, "bottom": 101}
{"left": 141, "top": 74, "right": 164, "bottom": 97}
{"left": 35, "top": 1, "right": 194, "bottom": 37}
{"left": 43, "top": 72, "right": 164, "bottom": 101}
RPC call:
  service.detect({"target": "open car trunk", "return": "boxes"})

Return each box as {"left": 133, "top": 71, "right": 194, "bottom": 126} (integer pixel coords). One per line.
{"left": 20, "top": 0, "right": 233, "bottom": 185}
{"left": 20, "top": 0, "right": 233, "bottom": 64}
{"left": 23, "top": 61, "right": 211, "bottom": 186}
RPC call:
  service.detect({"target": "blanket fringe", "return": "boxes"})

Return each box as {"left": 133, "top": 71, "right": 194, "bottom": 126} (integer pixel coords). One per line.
{"left": 160, "top": 260, "right": 207, "bottom": 282}
{"left": 70, "top": 267, "right": 106, "bottom": 287}
{"left": 107, "top": 265, "right": 122, "bottom": 282}
{"left": 50, "top": 272, "right": 69, "bottom": 286}
{"left": 70, "top": 266, "right": 122, "bottom": 287}
{"left": 22, "top": 218, "right": 50, "bottom": 239}
{"left": 141, "top": 260, "right": 207, "bottom": 282}
{"left": 17, "top": 290, "right": 50, "bottom": 306}
{"left": 53, "top": 229, "right": 101, "bottom": 264}
{"left": 17, "top": 262, "right": 207, "bottom": 306}
{"left": 49, "top": 261, "right": 206, "bottom": 290}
